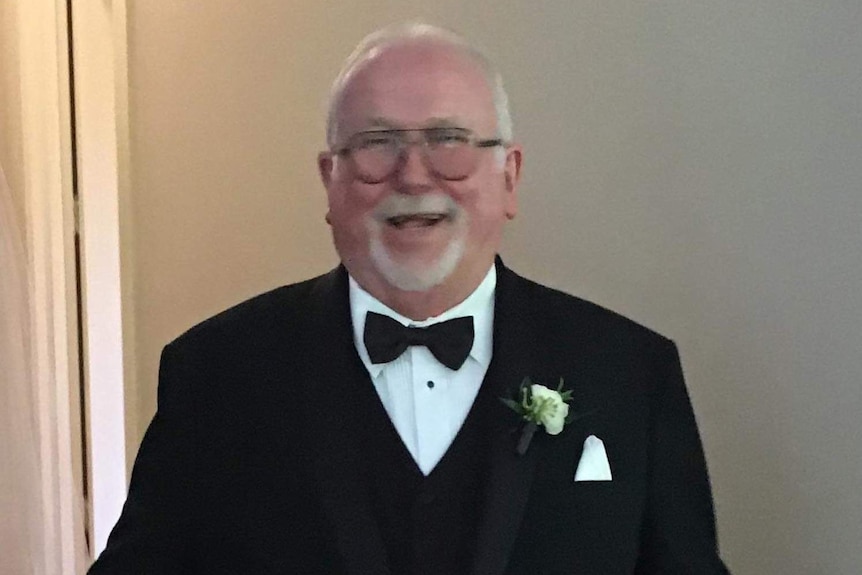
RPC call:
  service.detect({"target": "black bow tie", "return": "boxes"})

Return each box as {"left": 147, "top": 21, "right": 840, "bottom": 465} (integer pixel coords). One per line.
{"left": 363, "top": 311, "right": 474, "bottom": 371}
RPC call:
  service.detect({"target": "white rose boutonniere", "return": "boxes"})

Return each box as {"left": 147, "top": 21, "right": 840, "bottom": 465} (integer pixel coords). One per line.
{"left": 501, "top": 377, "right": 576, "bottom": 455}
{"left": 528, "top": 384, "right": 570, "bottom": 434}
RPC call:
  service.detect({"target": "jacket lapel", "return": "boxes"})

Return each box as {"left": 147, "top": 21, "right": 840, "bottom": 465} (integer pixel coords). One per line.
{"left": 299, "top": 267, "right": 391, "bottom": 575}
{"left": 471, "top": 261, "right": 543, "bottom": 575}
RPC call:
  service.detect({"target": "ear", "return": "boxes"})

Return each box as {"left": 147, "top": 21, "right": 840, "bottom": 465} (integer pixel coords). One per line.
{"left": 502, "top": 144, "right": 522, "bottom": 220}
{"left": 318, "top": 151, "right": 334, "bottom": 189}
{"left": 318, "top": 151, "right": 335, "bottom": 226}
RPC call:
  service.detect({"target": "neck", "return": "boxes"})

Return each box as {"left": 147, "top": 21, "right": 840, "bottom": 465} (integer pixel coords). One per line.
{"left": 379, "top": 286, "right": 471, "bottom": 321}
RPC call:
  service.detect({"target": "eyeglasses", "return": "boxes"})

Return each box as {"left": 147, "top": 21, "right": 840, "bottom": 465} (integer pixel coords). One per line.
{"left": 333, "top": 127, "right": 505, "bottom": 184}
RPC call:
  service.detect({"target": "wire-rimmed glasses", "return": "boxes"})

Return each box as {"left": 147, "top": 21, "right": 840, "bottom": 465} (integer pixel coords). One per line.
{"left": 333, "top": 127, "right": 505, "bottom": 183}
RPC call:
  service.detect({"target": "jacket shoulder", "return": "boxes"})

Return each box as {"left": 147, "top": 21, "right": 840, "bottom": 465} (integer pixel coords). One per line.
{"left": 168, "top": 269, "right": 336, "bottom": 351}
{"left": 507, "top": 269, "right": 672, "bottom": 348}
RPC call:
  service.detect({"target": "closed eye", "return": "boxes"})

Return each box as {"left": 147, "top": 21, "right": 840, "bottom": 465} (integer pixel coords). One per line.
{"left": 355, "top": 132, "right": 399, "bottom": 150}
{"left": 426, "top": 128, "right": 471, "bottom": 147}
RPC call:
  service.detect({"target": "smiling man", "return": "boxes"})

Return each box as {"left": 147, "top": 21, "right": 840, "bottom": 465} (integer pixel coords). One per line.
{"left": 319, "top": 32, "right": 521, "bottom": 318}
{"left": 90, "top": 23, "right": 729, "bottom": 575}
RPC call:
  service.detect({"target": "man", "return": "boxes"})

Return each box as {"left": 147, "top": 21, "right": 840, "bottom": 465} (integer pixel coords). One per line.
{"left": 90, "top": 23, "right": 729, "bottom": 574}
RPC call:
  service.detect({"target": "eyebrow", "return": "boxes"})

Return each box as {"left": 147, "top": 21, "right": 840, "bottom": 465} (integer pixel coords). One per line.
{"left": 362, "top": 116, "right": 467, "bottom": 131}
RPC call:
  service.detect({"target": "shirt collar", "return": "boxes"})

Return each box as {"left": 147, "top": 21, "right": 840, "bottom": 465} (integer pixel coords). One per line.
{"left": 350, "top": 266, "right": 496, "bottom": 378}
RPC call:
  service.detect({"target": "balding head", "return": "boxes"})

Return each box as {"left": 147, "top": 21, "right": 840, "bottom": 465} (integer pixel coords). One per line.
{"left": 326, "top": 23, "right": 513, "bottom": 147}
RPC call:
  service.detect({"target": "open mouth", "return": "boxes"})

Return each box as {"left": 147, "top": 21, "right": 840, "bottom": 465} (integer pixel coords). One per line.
{"left": 386, "top": 213, "right": 449, "bottom": 229}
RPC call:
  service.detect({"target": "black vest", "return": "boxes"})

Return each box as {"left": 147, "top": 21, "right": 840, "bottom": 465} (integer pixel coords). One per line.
{"left": 361, "top": 394, "right": 491, "bottom": 575}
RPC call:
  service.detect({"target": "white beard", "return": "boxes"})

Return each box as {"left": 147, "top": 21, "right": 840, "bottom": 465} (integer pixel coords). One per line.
{"left": 367, "top": 194, "right": 466, "bottom": 292}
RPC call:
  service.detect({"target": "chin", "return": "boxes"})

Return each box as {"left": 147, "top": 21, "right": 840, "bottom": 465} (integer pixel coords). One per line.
{"left": 369, "top": 235, "right": 465, "bottom": 292}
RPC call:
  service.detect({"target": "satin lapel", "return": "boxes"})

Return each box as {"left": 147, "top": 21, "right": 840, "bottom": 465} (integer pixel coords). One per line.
{"left": 471, "top": 261, "right": 542, "bottom": 575}
{"left": 299, "top": 267, "right": 390, "bottom": 575}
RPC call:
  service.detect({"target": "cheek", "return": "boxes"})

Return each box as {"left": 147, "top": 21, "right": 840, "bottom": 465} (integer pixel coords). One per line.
{"left": 328, "top": 179, "right": 380, "bottom": 213}
{"left": 455, "top": 181, "right": 509, "bottom": 222}
{"left": 327, "top": 185, "right": 387, "bottom": 236}
{"left": 328, "top": 161, "right": 385, "bottom": 209}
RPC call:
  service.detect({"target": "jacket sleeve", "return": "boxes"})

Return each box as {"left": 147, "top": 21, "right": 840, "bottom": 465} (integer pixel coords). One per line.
{"left": 634, "top": 340, "right": 731, "bottom": 574}
{"left": 88, "top": 343, "right": 198, "bottom": 574}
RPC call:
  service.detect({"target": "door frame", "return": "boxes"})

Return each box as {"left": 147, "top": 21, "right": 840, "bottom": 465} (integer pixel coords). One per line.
{"left": 18, "top": 0, "right": 133, "bottom": 566}
{"left": 67, "top": 0, "right": 135, "bottom": 557}
{"left": 18, "top": 0, "right": 87, "bottom": 571}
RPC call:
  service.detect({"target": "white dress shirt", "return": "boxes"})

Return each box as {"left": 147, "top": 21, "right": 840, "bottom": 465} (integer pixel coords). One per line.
{"left": 349, "top": 267, "right": 495, "bottom": 476}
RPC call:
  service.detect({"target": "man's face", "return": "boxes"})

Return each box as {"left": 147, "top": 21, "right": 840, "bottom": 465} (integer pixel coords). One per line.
{"left": 319, "top": 42, "right": 521, "bottom": 306}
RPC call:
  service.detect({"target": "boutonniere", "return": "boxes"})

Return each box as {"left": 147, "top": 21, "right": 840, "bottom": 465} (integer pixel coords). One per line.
{"left": 501, "top": 377, "right": 576, "bottom": 456}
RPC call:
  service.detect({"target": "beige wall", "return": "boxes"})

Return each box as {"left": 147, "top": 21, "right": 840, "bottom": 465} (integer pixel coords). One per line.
{"left": 124, "top": 2, "right": 862, "bottom": 572}
{"left": 0, "top": 0, "right": 25, "bottom": 230}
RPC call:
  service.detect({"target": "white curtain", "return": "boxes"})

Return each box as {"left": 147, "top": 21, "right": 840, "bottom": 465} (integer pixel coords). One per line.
{"left": 0, "top": 162, "right": 45, "bottom": 575}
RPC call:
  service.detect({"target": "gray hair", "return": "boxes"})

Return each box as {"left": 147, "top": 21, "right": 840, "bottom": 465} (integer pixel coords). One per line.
{"left": 325, "top": 22, "right": 513, "bottom": 147}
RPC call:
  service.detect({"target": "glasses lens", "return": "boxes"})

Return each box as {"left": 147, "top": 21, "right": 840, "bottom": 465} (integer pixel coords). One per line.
{"left": 351, "top": 132, "right": 399, "bottom": 183}
{"left": 425, "top": 128, "right": 475, "bottom": 180}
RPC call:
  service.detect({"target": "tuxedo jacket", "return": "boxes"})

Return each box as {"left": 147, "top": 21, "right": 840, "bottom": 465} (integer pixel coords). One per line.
{"left": 90, "top": 260, "right": 729, "bottom": 574}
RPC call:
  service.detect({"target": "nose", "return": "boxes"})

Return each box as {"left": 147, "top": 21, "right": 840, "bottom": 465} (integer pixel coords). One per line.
{"left": 394, "top": 141, "right": 434, "bottom": 192}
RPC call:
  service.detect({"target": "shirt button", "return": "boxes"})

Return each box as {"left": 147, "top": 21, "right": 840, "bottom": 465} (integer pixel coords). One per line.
{"left": 427, "top": 380, "right": 435, "bottom": 389}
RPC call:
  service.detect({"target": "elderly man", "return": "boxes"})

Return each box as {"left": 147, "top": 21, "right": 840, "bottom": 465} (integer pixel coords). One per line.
{"left": 90, "top": 23, "right": 729, "bottom": 575}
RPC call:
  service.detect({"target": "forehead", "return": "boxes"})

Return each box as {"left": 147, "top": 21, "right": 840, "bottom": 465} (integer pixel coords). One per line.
{"left": 336, "top": 42, "right": 497, "bottom": 135}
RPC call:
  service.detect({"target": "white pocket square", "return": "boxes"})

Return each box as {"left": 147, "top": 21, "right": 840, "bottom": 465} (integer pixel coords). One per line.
{"left": 574, "top": 435, "right": 613, "bottom": 481}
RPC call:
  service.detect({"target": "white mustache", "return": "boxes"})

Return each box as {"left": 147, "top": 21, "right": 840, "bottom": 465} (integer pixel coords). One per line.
{"left": 373, "top": 194, "right": 459, "bottom": 221}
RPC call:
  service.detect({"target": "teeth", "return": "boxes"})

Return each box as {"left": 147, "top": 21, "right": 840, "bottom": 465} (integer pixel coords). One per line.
{"left": 387, "top": 213, "right": 446, "bottom": 227}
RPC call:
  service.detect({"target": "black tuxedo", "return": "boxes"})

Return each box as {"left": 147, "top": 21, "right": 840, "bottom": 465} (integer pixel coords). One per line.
{"left": 90, "top": 261, "right": 729, "bottom": 574}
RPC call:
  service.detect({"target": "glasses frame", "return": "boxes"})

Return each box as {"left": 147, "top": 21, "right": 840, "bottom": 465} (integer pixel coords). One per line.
{"left": 333, "top": 127, "right": 506, "bottom": 183}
